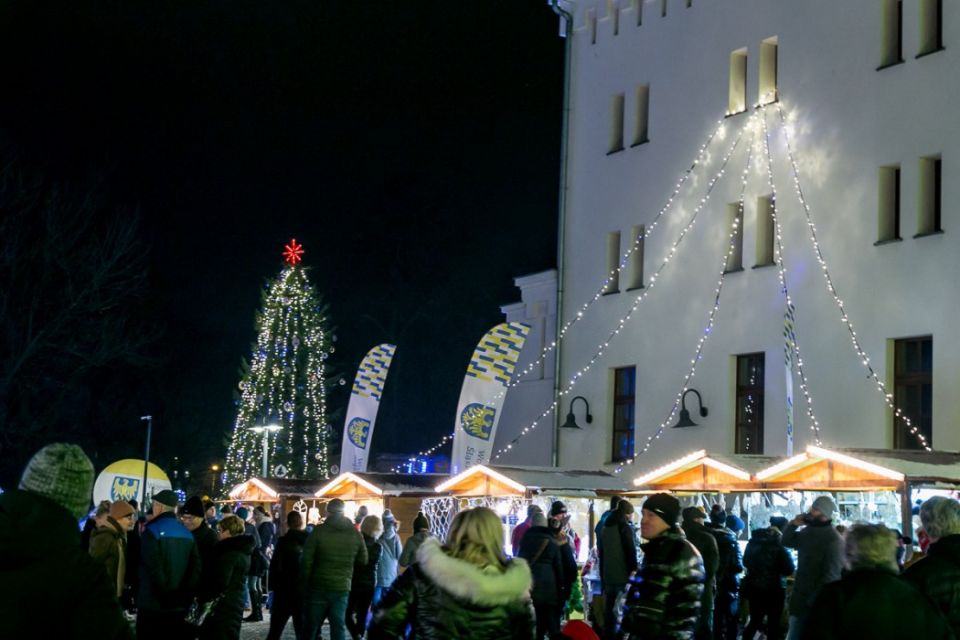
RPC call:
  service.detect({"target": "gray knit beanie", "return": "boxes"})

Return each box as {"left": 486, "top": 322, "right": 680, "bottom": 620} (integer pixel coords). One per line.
{"left": 19, "top": 443, "right": 95, "bottom": 520}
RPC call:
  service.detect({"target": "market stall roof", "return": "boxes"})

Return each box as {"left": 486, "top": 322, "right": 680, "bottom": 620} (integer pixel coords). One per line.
{"left": 630, "top": 449, "right": 771, "bottom": 492}
{"left": 435, "top": 464, "right": 628, "bottom": 497}
{"left": 227, "top": 477, "right": 324, "bottom": 502}
{"left": 315, "top": 472, "right": 444, "bottom": 499}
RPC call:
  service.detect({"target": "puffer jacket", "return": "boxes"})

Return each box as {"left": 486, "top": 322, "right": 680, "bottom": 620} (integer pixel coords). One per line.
{"left": 517, "top": 525, "right": 564, "bottom": 606}
{"left": 902, "top": 533, "right": 960, "bottom": 637}
{"left": 802, "top": 567, "right": 954, "bottom": 640}
{"left": 782, "top": 519, "right": 844, "bottom": 616}
{"left": 742, "top": 527, "right": 794, "bottom": 595}
{"left": 707, "top": 523, "right": 743, "bottom": 596}
{"left": 139, "top": 510, "right": 201, "bottom": 613}
{"left": 369, "top": 537, "right": 535, "bottom": 640}
{"left": 301, "top": 513, "right": 367, "bottom": 592}
{"left": 0, "top": 489, "right": 134, "bottom": 640}
{"left": 199, "top": 534, "right": 254, "bottom": 640}
{"left": 89, "top": 516, "right": 128, "bottom": 598}
{"left": 621, "top": 526, "right": 705, "bottom": 640}
{"left": 376, "top": 524, "right": 402, "bottom": 588}
{"left": 352, "top": 533, "right": 383, "bottom": 592}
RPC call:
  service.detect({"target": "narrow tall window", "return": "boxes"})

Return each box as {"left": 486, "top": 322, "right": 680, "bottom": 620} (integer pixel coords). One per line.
{"left": 918, "top": 0, "right": 943, "bottom": 56}
{"left": 894, "top": 336, "right": 932, "bottom": 449}
{"left": 627, "top": 225, "right": 645, "bottom": 290}
{"left": 661, "top": 0, "right": 667, "bottom": 18}
{"left": 609, "top": 94, "right": 625, "bottom": 154}
{"left": 612, "top": 366, "right": 636, "bottom": 462}
{"left": 759, "top": 37, "right": 778, "bottom": 104}
{"left": 880, "top": 0, "right": 904, "bottom": 68}
{"left": 728, "top": 48, "right": 748, "bottom": 115}
{"left": 735, "top": 353, "right": 765, "bottom": 454}
{"left": 605, "top": 231, "right": 621, "bottom": 294}
{"left": 877, "top": 165, "right": 901, "bottom": 243}
{"left": 724, "top": 203, "right": 743, "bottom": 272}
{"left": 633, "top": 84, "right": 650, "bottom": 146}
{"left": 755, "top": 195, "right": 775, "bottom": 266}
{"left": 917, "top": 156, "right": 942, "bottom": 236}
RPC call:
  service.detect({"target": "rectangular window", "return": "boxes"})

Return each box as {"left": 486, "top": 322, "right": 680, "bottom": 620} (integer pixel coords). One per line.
{"left": 728, "top": 48, "right": 748, "bottom": 115}
{"left": 759, "top": 37, "right": 778, "bottom": 105}
{"left": 612, "top": 366, "right": 636, "bottom": 462}
{"left": 894, "top": 336, "right": 932, "bottom": 449}
{"left": 918, "top": 0, "right": 943, "bottom": 56}
{"left": 724, "top": 203, "right": 744, "bottom": 273}
{"left": 627, "top": 225, "right": 645, "bottom": 289}
{"left": 877, "top": 165, "right": 901, "bottom": 243}
{"left": 633, "top": 84, "right": 650, "bottom": 146}
{"left": 880, "top": 0, "right": 904, "bottom": 68}
{"left": 661, "top": 0, "right": 667, "bottom": 18}
{"left": 735, "top": 353, "right": 765, "bottom": 454}
{"left": 605, "top": 231, "right": 621, "bottom": 294}
{"left": 917, "top": 156, "right": 942, "bottom": 236}
{"left": 609, "top": 94, "right": 625, "bottom": 154}
{"left": 755, "top": 195, "right": 775, "bottom": 266}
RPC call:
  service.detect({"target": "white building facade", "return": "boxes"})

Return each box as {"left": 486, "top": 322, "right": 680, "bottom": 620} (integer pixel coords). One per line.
{"left": 546, "top": 0, "right": 959, "bottom": 473}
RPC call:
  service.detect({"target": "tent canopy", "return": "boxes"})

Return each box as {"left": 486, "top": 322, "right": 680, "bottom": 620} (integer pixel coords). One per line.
{"left": 315, "top": 472, "right": 442, "bottom": 500}
{"left": 435, "top": 464, "right": 627, "bottom": 497}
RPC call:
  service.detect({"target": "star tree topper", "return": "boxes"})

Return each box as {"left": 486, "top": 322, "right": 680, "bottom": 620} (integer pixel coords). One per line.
{"left": 283, "top": 239, "right": 305, "bottom": 265}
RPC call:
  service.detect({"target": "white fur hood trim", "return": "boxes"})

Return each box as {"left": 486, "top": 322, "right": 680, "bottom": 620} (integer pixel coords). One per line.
{"left": 416, "top": 537, "right": 531, "bottom": 606}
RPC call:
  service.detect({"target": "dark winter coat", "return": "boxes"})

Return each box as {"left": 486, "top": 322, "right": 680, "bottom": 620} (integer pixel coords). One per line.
{"left": 376, "top": 524, "right": 402, "bottom": 588}
{"left": 0, "top": 489, "right": 134, "bottom": 640}
{"left": 139, "top": 510, "right": 201, "bottom": 613}
{"left": 269, "top": 528, "right": 309, "bottom": 598}
{"left": 191, "top": 520, "right": 220, "bottom": 598}
{"left": 352, "top": 533, "right": 383, "bottom": 592}
{"left": 706, "top": 523, "right": 742, "bottom": 596}
{"left": 902, "top": 533, "right": 960, "bottom": 638}
{"left": 802, "top": 567, "right": 955, "bottom": 640}
{"left": 782, "top": 519, "right": 844, "bottom": 616}
{"left": 244, "top": 520, "right": 265, "bottom": 576}
{"left": 301, "top": 512, "right": 367, "bottom": 593}
{"left": 621, "top": 526, "right": 705, "bottom": 640}
{"left": 399, "top": 530, "right": 431, "bottom": 568}
{"left": 89, "top": 516, "right": 129, "bottom": 598}
{"left": 742, "top": 527, "right": 794, "bottom": 596}
{"left": 369, "top": 537, "right": 535, "bottom": 640}
{"left": 681, "top": 519, "right": 718, "bottom": 632}
{"left": 557, "top": 530, "right": 578, "bottom": 606}
{"left": 199, "top": 534, "right": 255, "bottom": 640}
{"left": 600, "top": 509, "right": 638, "bottom": 587}
{"left": 518, "top": 525, "right": 564, "bottom": 606}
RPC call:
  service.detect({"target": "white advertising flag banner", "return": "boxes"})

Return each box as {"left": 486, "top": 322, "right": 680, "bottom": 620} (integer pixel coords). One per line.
{"left": 340, "top": 343, "right": 397, "bottom": 472}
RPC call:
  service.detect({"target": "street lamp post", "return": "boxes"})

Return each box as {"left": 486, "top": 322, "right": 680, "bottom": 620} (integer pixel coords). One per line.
{"left": 249, "top": 425, "right": 282, "bottom": 478}
{"left": 210, "top": 464, "right": 220, "bottom": 494}
{"left": 140, "top": 415, "right": 153, "bottom": 508}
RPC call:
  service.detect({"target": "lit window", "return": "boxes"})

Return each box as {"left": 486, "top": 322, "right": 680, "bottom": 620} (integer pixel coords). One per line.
{"left": 916, "top": 156, "right": 942, "bottom": 236}
{"left": 918, "top": 0, "right": 944, "bottom": 57}
{"left": 604, "top": 231, "right": 621, "bottom": 294}
{"left": 877, "top": 165, "right": 901, "bottom": 243}
{"left": 609, "top": 94, "right": 625, "bottom": 154}
{"left": 612, "top": 367, "right": 636, "bottom": 462}
{"left": 893, "top": 336, "right": 932, "bottom": 449}
{"left": 724, "top": 203, "right": 743, "bottom": 273}
{"left": 758, "top": 37, "right": 778, "bottom": 105}
{"left": 879, "top": 0, "right": 904, "bottom": 68}
{"left": 728, "top": 48, "right": 747, "bottom": 115}
{"left": 735, "top": 353, "right": 765, "bottom": 454}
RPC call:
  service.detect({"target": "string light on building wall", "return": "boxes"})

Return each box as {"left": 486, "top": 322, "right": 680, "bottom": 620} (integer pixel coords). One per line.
{"left": 772, "top": 103, "right": 931, "bottom": 451}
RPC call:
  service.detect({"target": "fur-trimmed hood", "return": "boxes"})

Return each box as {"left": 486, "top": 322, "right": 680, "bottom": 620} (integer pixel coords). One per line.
{"left": 416, "top": 537, "right": 531, "bottom": 606}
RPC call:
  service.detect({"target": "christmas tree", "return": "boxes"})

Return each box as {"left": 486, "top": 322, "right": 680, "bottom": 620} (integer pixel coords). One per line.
{"left": 223, "top": 240, "right": 335, "bottom": 486}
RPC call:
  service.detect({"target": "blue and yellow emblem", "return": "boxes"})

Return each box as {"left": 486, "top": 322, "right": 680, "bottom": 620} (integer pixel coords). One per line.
{"left": 347, "top": 417, "right": 371, "bottom": 449}
{"left": 460, "top": 403, "right": 496, "bottom": 440}
{"left": 111, "top": 476, "right": 140, "bottom": 501}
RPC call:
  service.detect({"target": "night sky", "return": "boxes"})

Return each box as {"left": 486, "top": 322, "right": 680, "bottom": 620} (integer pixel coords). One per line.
{"left": 0, "top": 1, "right": 564, "bottom": 485}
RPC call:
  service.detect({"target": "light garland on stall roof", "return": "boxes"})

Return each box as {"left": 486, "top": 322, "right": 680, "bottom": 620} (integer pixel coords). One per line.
{"left": 491, "top": 115, "right": 756, "bottom": 462}
{"left": 773, "top": 103, "right": 931, "bottom": 451}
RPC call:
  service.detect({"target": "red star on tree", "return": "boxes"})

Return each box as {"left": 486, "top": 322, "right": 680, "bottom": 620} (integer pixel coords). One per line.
{"left": 283, "top": 239, "right": 304, "bottom": 265}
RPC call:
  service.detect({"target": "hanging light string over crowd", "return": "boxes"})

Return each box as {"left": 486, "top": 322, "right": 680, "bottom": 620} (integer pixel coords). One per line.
{"left": 773, "top": 102, "right": 931, "bottom": 451}
{"left": 611, "top": 120, "right": 758, "bottom": 473}
{"left": 491, "top": 114, "right": 755, "bottom": 462}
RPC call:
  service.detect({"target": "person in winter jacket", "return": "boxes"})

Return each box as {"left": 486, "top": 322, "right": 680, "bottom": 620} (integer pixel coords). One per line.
{"left": 198, "top": 514, "right": 255, "bottom": 640}
{"left": 375, "top": 510, "right": 402, "bottom": 604}
{"left": 681, "top": 507, "right": 719, "bottom": 640}
{"left": 600, "top": 499, "right": 638, "bottom": 640}
{"left": 347, "top": 514, "right": 384, "bottom": 640}
{"left": 369, "top": 506, "right": 535, "bottom": 640}
{"left": 705, "top": 507, "right": 743, "bottom": 640}
{"left": 512, "top": 504, "right": 544, "bottom": 556}
{"left": 550, "top": 513, "right": 579, "bottom": 615}
{"left": 400, "top": 511, "right": 433, "bottom": 568}
{"left": 519, "top": 512, "right": 565, "bottom": 639}
{"left": 139, "top": 489, "right": 201, "bottom": 640}
{"left": 902, "top": 496, "right": 960, "bottom": 638}
{"left": 781, "top": 495, "right": 844, "bottom": 640}
{"left": 621, "top": 493, "right": 705, "bottom": 640}
{"left": 802, "top": 523, "right": 953, "bottom": 640}
{"left": 266, "top": 510, "right": 309, "bottom": 640}
{"left": 595, "top": 495, "right": 623, "bottom": 553}
{"left": 0, "top": 443, "right": 134, "bottom": 640}
{"left": 181, "top": 495, "right": 219, "bottom": 601}
{"left": 741, "top": 527, "right": 794, "bottom": 640}
{"left": 237, "top": 506, "right": 267, "bottom": 622}
{"left": 82, "top": 500, "right": 112, "bottom": 550}
{"left": 301, "top": 498, "right": 368, "bottom": 640}
{"left": 90, "top": 499, "right": 137, "bottom": 600}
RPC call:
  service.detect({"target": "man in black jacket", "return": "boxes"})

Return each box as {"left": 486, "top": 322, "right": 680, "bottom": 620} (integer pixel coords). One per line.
{"left": 682, "top": 507, "right": 719, "bottom": 640}
{"left": 902, "top": 496, "right": 960, "bottom": 638}
{"left": 706, "top": 507, "right": 743, "bottom": 640}
{"left": 519, "top": 512, "right": 565, "bottom": 640}
{"left": 267, "top": 510, "right": 310, "bottom": 640}
{"left": 600, "top": 499, "right": 637, "bottom": 640}
{"left": 139, "top": 489, "right": 201, "bottom": 640}
{"left": 180, "top": 495, "right": 218, "bottom": 600}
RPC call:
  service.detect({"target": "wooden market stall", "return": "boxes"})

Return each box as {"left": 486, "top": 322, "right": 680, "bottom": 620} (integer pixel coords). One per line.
{"left": 227, "top": 477, "right": 325, "bottom": 532}
{"left": 631, "top": 449, "right": 770, "bottom": 493}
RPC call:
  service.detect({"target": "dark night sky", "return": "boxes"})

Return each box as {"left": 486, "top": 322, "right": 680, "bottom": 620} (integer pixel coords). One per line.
{"left": 0, "top": 1, "right": 564, "bottom": 481}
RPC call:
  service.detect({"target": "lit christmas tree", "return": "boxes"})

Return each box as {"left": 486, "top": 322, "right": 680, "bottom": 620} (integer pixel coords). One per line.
{"left": 223, "top": 240, "right": 336, "bottom": 486}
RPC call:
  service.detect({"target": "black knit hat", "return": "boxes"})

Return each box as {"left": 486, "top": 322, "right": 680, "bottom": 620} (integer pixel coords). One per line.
{"left": 709, "top": 504, "right": 726, "bottom": 526}
{"left": 643, "top": 493, "right": 681, "bottom": 526}
{"left": 550, "top": 501, "right": 568, "bottom": 517}
{"left": 181, "top": 496, "right": 205, "bottom": 518}
{"left": 413, "top": 511, "right": 430, "bottom": 532}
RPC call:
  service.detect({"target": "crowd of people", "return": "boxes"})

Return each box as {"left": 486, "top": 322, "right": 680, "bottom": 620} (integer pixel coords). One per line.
{"left": 2, "top": 442, "right": 960, "bottom": 640}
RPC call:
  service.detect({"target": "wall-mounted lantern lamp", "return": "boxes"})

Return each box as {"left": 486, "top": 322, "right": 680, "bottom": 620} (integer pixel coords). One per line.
{"left": 560, "top": 395, "right": 593, "bottom": 429}
{"left": 672, "top": 388, "right": 708, "bottom": 428}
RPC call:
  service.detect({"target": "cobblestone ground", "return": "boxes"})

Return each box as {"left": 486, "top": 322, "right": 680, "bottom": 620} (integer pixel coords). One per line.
{"left": 238, "top": 613, "right": 331, "bottom": 640}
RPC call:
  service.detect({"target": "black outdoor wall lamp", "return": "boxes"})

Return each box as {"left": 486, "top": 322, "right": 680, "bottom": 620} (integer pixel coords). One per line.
{"left": 560, "top": 395, "right": 593, "bottom": 429}
{"left": 672, "top": 388, "right": 708, "bottom": 428}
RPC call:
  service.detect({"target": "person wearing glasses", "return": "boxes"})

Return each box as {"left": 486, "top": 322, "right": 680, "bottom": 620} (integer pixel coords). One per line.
{"left": 90, "top": 500, "right": 137, "bottom": 602}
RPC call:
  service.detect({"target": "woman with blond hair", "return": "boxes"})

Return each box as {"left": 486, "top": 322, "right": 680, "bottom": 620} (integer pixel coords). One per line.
{"left": 369, "top": 507, "right": 534, "bottom": 640}
{"left": 347, "top": 514, "right": 384, "bottom": 640}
